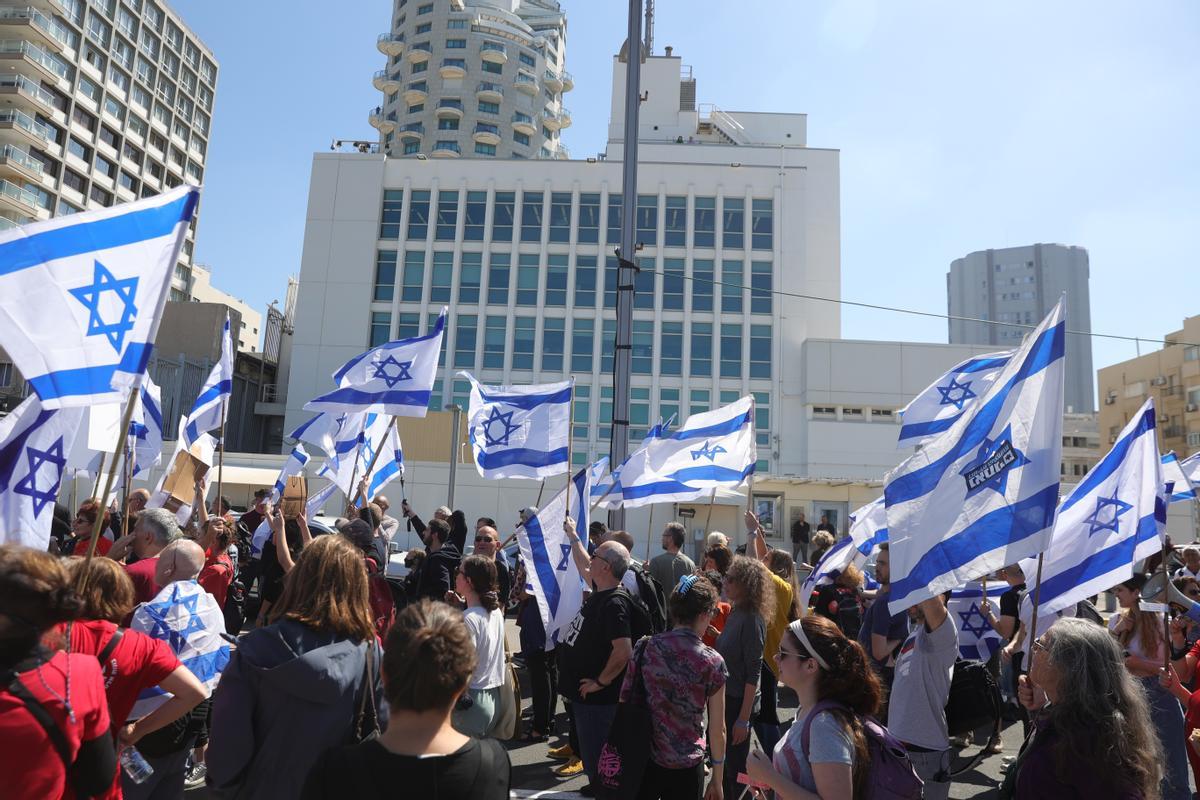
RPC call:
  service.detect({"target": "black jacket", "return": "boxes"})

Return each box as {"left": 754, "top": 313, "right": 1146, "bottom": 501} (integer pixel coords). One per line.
{"left": 415, "top": 541, "right": 462, "bottom": 601}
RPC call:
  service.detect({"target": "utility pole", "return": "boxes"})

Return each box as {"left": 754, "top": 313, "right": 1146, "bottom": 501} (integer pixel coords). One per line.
{"left": 609, "top": 0, "right": 643, "bottom": 532}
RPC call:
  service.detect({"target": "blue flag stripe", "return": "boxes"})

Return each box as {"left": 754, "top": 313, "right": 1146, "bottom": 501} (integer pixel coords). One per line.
{"left": 308, "top": 387, "right": 432, "bottom": 408}
{"left": 1060, "top": 411, "right": 1156, "bottom": 513}
{"left": 619, "top": 462, "right": 756, "bottom": 502}
{"left": 472, "top": 385, "right": 572, "bottom": 408}
{"left": 135, "top": 646, "right": 229, "bottom": 701}
{"left": 475, "top": 446, "right": 569, "bottom": 470}
{"left": 957, "top": 355, "right": 1012, "bottom": 374}
{"left": 897, "top": 415, "right": 960, "bottom": 442}
{"left": 660, "top": 410, "right": 753, "bottom": 442}
{"left": 332, "top": 312, "right": 446, "bottom": 384}
{"left": 1035, "top": 513, "right": 1160, "bottom": 606}
{"left": 27, "top": 342, "right": 153, "bottom": 401}
{"left": 524, "top": 515, "right": 562, "bottom": 620}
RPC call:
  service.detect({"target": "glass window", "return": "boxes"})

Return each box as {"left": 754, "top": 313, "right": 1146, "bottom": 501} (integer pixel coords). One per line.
{"left": 573, "top": 384, "right": 590, "bottom": 440}
{"left": 574, "top": 255, "right": 596, "bottom": 308}
{"left": 403, "top": 141, "right": 420, "bottom": 155}
{"left": 548, "top": 192, "right": 571, "bottom": 243}
{"left": 751, "top": 199, "right": 773, "bottom": 250}
{"left": 662, "top": 258, "right": 684, "bottom": 311}
{"left": 542, "top": 318, "right": 565, "bottom": 372}
{"left": 603, "top": 256, "right": 618, "bottom": 309}
{"left": 636, "top": 194, "right": 657, "bottom": 247}
{"left": 397, "top": 313, "right": 420, "bottom": 339}
{"left": 607, "top": 193, "right": 622, "bottom": 245}
{"left": 520, "top": 191, "right": 543, "bottom": 243}
{"left": 571, "top": 318, "right": 594, "bottom": 373}
{"left": 459, "top": 252, "right": 481, "bottom": 303}
{"left": 546, "top": 254, "right": 567, "bottom": 306}
{"left": 661, "top": 322, "right": 682, "bottom": 376}
{"left": 723, "top": 197, "right": 744, "bottom": 249}
{"left": 659, "top": 388, "right": 680, "bottom": 428}
{"left": 463, "top": 191, "right": 486, "bottom": 241}
{"left": 578, "top": 193, "right": 600, "bottom": 244}
{"left": 720, "top": 390, "right": 740, "bottom": 405}
{"left": 721, "top": 323, "right": 742, "bottom": 378}
{"left": 601, "top": 319, "right": 617, "bottom": 375}
{"left": 445, "top": 38, "right": 466, "bottom": 48}
{"left": 722, "top": 260, "right": 743, "bottom": 313}
{"left": 418, "top": 3, "right": 433, "bottom": 13}
{"left": 750, "top": 325, "right": 771, "bottom": 379}
{"left": 435, "top": 190, "right": 458, "bottom": 240}
{"left": 483, "top": 315, "right": 506, "bottom": 369}
{"left": 402, "top": 251, "right": 424, "bottom": 301}
{"left": 374, "top": 250, "right": 397, "bottom": 302}
{"left": 492, "top": 191, "right": 514, "bottom": 241}
{"left": 407, "top": 190, "right": 430, "bottom": 239}
{"left": 478, "top": 100, "right": 499, "bottom": 115}
{"left": 512, "top": 317, "right": 535, "bottom": 370}
{"left": 453, "top": 314, "right": 477, "bottom": 369}
{"left": 430, "top": 251, "right": 453, "bottom": 303}
{"left": 690, "top": 389, "right": 710, "bottom": 417}
{"left": 694, "top": 196, "right": 716, "bottom": 248}
{"left": 751, "top": 261, "right": 772, "bottom": 314}
{"left": 513, "top": 131, "right": 530, "bottom": 147}
{"left": 437, "top": 117, "right": 459, "bottom": 131}
{"left": 634, "top": 257, "right": 655, "bottom": 310}
{"left": 482, "top": 60, "right": 502, "bottom": 75}
{"left": 516, "top": 254, "right": 539, "bottom": 306}
{"left": 380, "top": 189, "right": 403, "bottom": 238}
{"left": 664, "top": 196, "right": 686, "bottom": 247}
{"left": 487, "top": 253, "right": 510, "bottom": 304}
{"left": 474, "top": 142, "right": 496, "bottom": 156}
{"left": 632, "top": 321, "right": 653, "bottom": 375}
{"left": 691, "top": 323, "right": 713, "bottom": 377}
{"left": 599, "top": 385, "right": 613, "bottom": 441}
{"left": 370, "top": 312, "right": 392, "bottom": 347}
{"left": 692, "top": 259, "right": 714, "bottom": 312}
{"left": 630, "top": 387, "right": 650, "bottom": 441}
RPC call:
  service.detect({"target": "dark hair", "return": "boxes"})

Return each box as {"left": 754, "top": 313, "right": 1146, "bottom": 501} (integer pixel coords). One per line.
{"left": 269, "top": 536, "right": 375, "bottom": 642}
{"left": 340, "top": 519, "right": 375, "bottom": 556}
{"left": 664, "top": 522, "right": 686, "bottom": 549}
{"left": 358, "top": 503, "right": 382, "bottom": 530}
{"left": 254, "top": 488, "right": 270, "bottom": 499}
{"left": 428, "top": 518, "right": 451, "bottom": 545}
{"left": 877, "top": 542, "right": 888, "bottom": 552}
{"left": 450, "top": 510, "right": 468, "bottom": 542}
{"left": 217, "top": 495, "right": 232, "bottom": 513}
{"left": 589, "top": 520, "right": 608, "bottom": 538}
{"left": 64, "top": 556, "right": 136, "bottom": 623}
{"left": 383, "top": 600, "right": 476, "bottom": 712}
{"left": 0, "top": 545, "right": 85, "bottom": 666}
{"left": 669, "top": 574, "right": 719, "bottom": 625}
{"left": 460, "top": 555, "right": 499, "bottom": 611}
{"left": 700, "top": 569, "right": 724, "bottom": 595}
{"left": 703, "top": 544, "right": 733, "bottom": 575}
{"left": 477, "top": 517, "right": 496, "bottom": 529}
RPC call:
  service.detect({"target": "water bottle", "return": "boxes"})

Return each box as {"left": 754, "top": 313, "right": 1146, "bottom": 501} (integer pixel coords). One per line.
{"left": 120, "top": 746, "right": 154, "bottom": 784}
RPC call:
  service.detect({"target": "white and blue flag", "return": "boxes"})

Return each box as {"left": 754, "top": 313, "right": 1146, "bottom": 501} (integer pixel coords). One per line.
{"left": 318, "top": 412, "right": 394, "bottom": 496}
{"left": 1162, "top": 452, "right": 1197, "bottom": 504}
{"left": 0, "top": 395, "right": 85, "bottom": 549}
{"left": 516, "top": 465, "right": 590, "bottom": 650}
{"left": 129, "top": 375, "right": 164, "bottom": 478}
{"left": 0, "top": 186, "right": 198, "bottom": 408}
{"left": 614, "top": 397, "right": 756, "bottom": 510}
{"left": 1017, "top": 399, "right": 1164, "bottom": 619}
{"left": 1182, "top": 452, "right": 1200, "bottom": 488}
{"left": 269, "top": 445, "right": 310, "bottom": 504}
{"left": 886, "top": 301, "right": 1066, "bottom": 615}
{"left": 289, "top": 411, "right": 365, "bottom": 458}
{"left": 898, "top": 350, "right": 1012, "bottom": 449}
{"left": 462, "top": 374, "right": 571, "bottom": 480}
{"left": 948, "top": 580, "right": 1008, "bottom": 661}
{"left": 799, "top": 497, "right": 887, "bottom": 612}
{"left": 361, "top": 423, "right": 403, "bottom": 507}
{"left": 304, "top": 309, "right": 446, "bottom": 417}
{"left": 182, "top": 314, "right": 233, "bottom": 448}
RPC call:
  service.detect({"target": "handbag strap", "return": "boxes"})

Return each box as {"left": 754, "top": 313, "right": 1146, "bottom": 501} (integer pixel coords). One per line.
{"left": 97, "top": 627, "right": 124, "bottom": 668}
{"left": 354, "top": 641, "right": 378, "bottom": 740}
{"left": 4, "top": 667, "right": 79, "bottom": 789}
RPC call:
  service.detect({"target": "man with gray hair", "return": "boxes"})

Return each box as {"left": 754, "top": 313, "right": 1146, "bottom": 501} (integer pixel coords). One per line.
{"left": 108, "top": 507, "right": 182, "bottom": 605}
{"left": 649, "top": 521, "right": 696, "bottom": 596}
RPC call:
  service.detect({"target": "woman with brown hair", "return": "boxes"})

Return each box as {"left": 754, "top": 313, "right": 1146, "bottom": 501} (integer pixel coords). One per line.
{"left": 70, "top": 497, "right": 113, "bottom": 556}
{"left": 449, "top": 555, "right": 506, "bottom": 737}
{"left": 746, "top": 614, "right": 885, "bottom": 799}
{"left": 301, "top": 600, "right": 511, "bottom": 799}
{"left": 208, "top": 535, "right": 385, "bottom": 800}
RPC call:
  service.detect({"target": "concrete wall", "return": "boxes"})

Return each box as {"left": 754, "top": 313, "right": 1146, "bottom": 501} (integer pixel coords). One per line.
{"left": 155, "top": 302, "right": 243, "bottom": 364}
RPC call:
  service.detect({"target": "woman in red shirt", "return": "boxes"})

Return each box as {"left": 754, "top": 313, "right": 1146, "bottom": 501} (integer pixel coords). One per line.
{"left": 0, "top": 545, "right": 115, "bottom": 800}
{"left": 70, "top": 498, "right": 113, "bottom": 557}
{"left": 194, "top": 517, "right": 235, "bottom": 609}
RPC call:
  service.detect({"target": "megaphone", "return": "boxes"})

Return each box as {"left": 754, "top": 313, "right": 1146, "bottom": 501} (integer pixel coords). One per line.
{"left": 1143, "top": 572, "right": 1200, "bottom": 624}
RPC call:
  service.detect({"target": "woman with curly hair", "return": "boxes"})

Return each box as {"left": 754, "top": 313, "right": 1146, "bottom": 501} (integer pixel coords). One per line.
{"left": 714, "top": 555, "right": 775, "bottom": 798}
{"left": 746, "top": 614, "right": 884, "bottom": 798}
{"left": 1008, "top": 616, "right": 1164, "bottom": 799}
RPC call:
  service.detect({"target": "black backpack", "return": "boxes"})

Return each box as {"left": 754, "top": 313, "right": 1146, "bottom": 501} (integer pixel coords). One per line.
{"left": 945, "top": 657, "right": 1002, "bottom": 737}
{"left": 614, "top": 585, "right": 657, "bottom": 640}
{"left": 630, "top": 565, "right": 668, "bottom": 634}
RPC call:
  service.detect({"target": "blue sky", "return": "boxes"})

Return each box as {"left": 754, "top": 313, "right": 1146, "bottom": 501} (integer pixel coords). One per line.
{"left": 172, "top": 0, "right": 1199, "bottom": 376}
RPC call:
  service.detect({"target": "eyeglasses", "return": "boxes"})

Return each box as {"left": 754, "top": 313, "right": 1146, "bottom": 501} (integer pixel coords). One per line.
{"left": 1031, "top": 637, "right": 1050, "bottom": 653}
{"left": 774, "top": 649, "right": 812, "bottom": 661}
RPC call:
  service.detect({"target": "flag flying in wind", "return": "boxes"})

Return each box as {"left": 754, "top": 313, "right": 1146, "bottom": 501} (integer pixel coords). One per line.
{"left": 0, "top": 186, "right": 199, "bottom": 408}
{"left": 182, "top": 313, "right": 233, "bottom": 447}
{"left": 799, "top": 497, "right": 887, "bottom": 612}
{"left": 885, "top": 300, "right": 1066, "bottom": 615}
{"left": 592, "top": 417, "right": 677, "bottom": 509}
{"left": 948, "top": 581, "right": 1008, "bottom": 662}
{"left": 304, "top": 309, "right": 446, "bottom": 417}
{"left": 289, "top": 411, "right": 365, "bottom": 458}
{"left": 1017, "top": 399, "right": 1164, "bottom": 620}
{"left": 0, "top": 395, "right": 85, "bottom": 548}
{"left": 897, "top": 351, "right": 1013, "bottom": 449}
{"left": 129, "top": 374, "right": 163, "bottom": 478}
{"left": 615, "top": 397, "right": 756, "bottom": 510}
{"left": 517, "top": 465, "right": 589, "bottom": 650}
{"left": 461, "top": 374, "right": 571, "bottom": 480}
{"left": 1182, "top": 452, "right": 1200, "bottom": 488}
{"left": 269, "top": 445, "right": 310, "bottom": 503}
{"left": 318, "top": 412, "right": 394, "bottom": 496}
{"left": 361, "top": 423, "right": 403, "bottom": 507}
{"left": 1162, "top": 452, "right": 1198, "bottom": 504}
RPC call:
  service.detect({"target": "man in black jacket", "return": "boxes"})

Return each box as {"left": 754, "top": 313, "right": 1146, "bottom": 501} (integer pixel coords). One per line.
{"left": 414, "top": 519, "right": 461, "bottom": 601}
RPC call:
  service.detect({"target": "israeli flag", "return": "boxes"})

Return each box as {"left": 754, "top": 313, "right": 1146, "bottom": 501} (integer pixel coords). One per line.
{"left": 181, "top": 314, "right": 233, "bottom": 448}
{"left": 885, "top": 300, "right": 1066, "bottom": 615}
{"left": 592, "top": 416, "right": 678, "bottom": 509}
{"left": 1182, "top": 452, "right": 1200, "bottom": 488}
{"left": 897, "top": 350, "right": 1012, "bottom": 449}
{"left": 0, "top": 395, "right": 85, "bottom": 548}
{"left": 799, "top": 497, "right": 887, "bottom": 612}
{"left": 268, "top": 445, "right": 310, "bottom": 504}
{"left": 289, "top": 411, "right": 366, "bottom": 458}
{"left": 948, "top": 580, "right": 1007, "bottom": 662}
{"left": 0, "top": 186, "right": 198, "bottom": 409}
{"left": 318, "top": 412, "right": 393, "bottom": 496}
{"left": 129, "top": 580, "right": 230, "bottom": 721}
{"left": 1162, "top": 452, "right": 1197, "bottom": 504}
{"left": 460, "top": 373, "right": 571, "bottom": 480}
{"left": 305, "top": 480, "right": 340, "bottom": 520}
{"left": 304, "top": 309, "right": 446, "bottom": 417}
{"left": 361, "top": 423, "right": 404, "bottom": 507}
{"left": 516, "top": 465, "right": 590, "bottom": 650}
{"left": 616, "top": 396, "right": 756, "bottom": 510}
{"left": 129, "top": 375, "right": 164, "bottom": 478}
{"left": 1016, "top": 399, "right": 1163, "bottom": 620}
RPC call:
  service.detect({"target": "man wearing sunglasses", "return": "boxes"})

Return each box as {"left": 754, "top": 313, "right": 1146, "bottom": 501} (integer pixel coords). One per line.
{"left": 473, "top": 526, "right": 511, "bottom": 608}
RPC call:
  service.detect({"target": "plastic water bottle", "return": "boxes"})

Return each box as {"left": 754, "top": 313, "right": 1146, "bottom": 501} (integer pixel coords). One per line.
{"left": 120, "top": 747, "right": 154, "bottom": 784}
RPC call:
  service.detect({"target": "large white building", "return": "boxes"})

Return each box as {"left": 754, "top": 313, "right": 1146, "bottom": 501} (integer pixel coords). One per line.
{"left": 188, "top": 263, "right": 262, "bottom": 352}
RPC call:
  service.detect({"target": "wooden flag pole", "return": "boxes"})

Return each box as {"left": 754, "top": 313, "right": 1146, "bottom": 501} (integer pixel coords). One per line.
{"left": 534, "top": 478, "right": 547, "bottom": 509}
{"left": 590, "top": 480, "right": 617, "bottom": 514}
{"left": 645, "top": 503, "right": 655, "bottom": 564}
{"left": 352, "top": 417, "right": 397, "bottom": 513}
{"left": 120, "top": 437, "right": 133, "bottom": 540}
{"left": 703, "top": 488, "right": 717, "bottom": 534}
{"left": 343, "top": 416, "right": 370, "bottom": 517}
{"left": 90, "top": 447, "right": 107, "bottom": 502}
{"left": 214, "top": 398, "right": 226, "bottom": 524}
{"left": 1024, "top": 553, "right": 1047, "bottom": 680}
{"left": 81, "top": 387, "right": 141, "bottom": 571}
{"left": 1162, "top": 535, "right": 1173, "bottom": 670}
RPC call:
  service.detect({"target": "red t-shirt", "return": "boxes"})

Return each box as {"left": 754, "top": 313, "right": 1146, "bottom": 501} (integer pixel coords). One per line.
{"left": 124, "top": 557, "right": 160, "bottom": 606}
{"left": 0, "top": 651, "right": 111, "bottom": 800}
{"left": 69, "top": 620, "right": 180, "bottom": 728}
{"left": 198, "top": 551, "right": 234, "bottom": 609}
{"left": 71, "top": 536, "right": 113, "bottom": 557}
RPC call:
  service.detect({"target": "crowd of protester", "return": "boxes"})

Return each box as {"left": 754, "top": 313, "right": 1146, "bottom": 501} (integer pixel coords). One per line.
{"left": 4, "top": 484, "right": 1200, "bottom": 800}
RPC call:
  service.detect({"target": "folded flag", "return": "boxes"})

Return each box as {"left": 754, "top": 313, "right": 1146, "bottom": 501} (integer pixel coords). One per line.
{"left": 799, "top": 497, "right": 887, "bottom": 612}
{"left": 1182, "top": 452, "right": 1200, "bottom": 488}
{"left": 0, "top": 395, "right": 85, "bottom": 549}
{"left": 181, "top": 313, "right": 233, "bottom": 447}
{"left": 886, "top": 300, "right": 1066, "bottom": 615}
{"left": 304, "top": 309, "right": 446, "bottom": 417}
{"left": 129, "top": 374, "right": 164, "bottom": 478}
{"left": 269, "top": 445, "right": 310, "bottom": 503}
{"left": 289, "top": 411, "right": 366, "bottom": 458}
{"left": 0, "top": 186, "right": 198, "bottom": 408}
{"left": 948, "top": 580, "right": 1008, "bottom": 661}
{"left": 897, "top": 350, "right": 1013, "bottom": 449}
{"left": 1162, "top": 452, "right": 1197, "bottom": 504}
{"left": 461, "top": 373, "right": 571, "bottom": 480}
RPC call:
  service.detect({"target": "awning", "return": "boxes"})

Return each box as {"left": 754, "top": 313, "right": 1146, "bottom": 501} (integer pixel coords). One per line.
{"left": 206, "top": 465, "right": 280, "bottom": 488}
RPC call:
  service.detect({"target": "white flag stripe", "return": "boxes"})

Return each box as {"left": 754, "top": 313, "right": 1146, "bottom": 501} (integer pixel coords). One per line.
{"left": 182, "top": 314, "right": 233, "bottom": 447}
{"left": 130, "top": 375, "right": 164, "bottom": 478}
{"left": 461, "top": 373, "right": 571, "bottom": 480}
{"left": 269, "top": 445, "right": 310, "bottom": 503}
{"left": 0, "top": 395, "right": 85, "bottom": 548}
{"left": 948, "top": 581, "right": 1008, "bottom": 662}
{"left": 289, "top": 411, "right": 366, "bottom": 458}
{"left": 897, "top": 350, "right": 1013, "bottom": 449}
{"left": 1162, "top": 452, "right": 1198, "bottom": 503}
{"left": 1182, "top": 452, "right": 1200, "bottom": 488}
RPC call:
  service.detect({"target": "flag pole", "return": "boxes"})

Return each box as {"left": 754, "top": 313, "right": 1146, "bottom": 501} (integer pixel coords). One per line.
{"left": 343, "top": 416, "right": 369, "bottom": 517}
{"left": 645, "top": 503, "right": 655, "bottom": 564}
{"left": 1162, "top": 535, "right": 1172, "bottom": 670}
{"left": 590, "top": 481, "right": 616, "bottom": 514}
{"left": 81, "top": 387, "right": 141, "bottom": 572}
{"left": 120, "top": 436, "right": 133, "bottom": 540}
{"left": 215, "top": 397, "right": 226, "bottom": 525}
{"left": 352, "top": 416, "right": 397, "bottom": 513}
{"left": 90, "top": 447, "right": 107, "bottom": 502}
{"left": 535, "top": 478, "right": 547, "bottom": 509}
{"left": 1024, "top": 552, "right": 1047, "bottom": 678}
{"left": 703, "top": 488, "right": 716, "bottom": 534}
{"left": 566, "top": 376, "right": 576, "bottom": 500}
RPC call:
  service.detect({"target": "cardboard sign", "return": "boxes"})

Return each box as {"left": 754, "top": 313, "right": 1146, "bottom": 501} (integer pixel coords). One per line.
{"left": 280, "top": 475, "right": 307, "bottom": 519}
{"left": 161, "top": 448, "right": 209, "bottom": 513}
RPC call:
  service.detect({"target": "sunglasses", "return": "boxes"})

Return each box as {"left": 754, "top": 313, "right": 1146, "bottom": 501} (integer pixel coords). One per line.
{"left": 774, "top": 649, "right": 812, "bottom": 661}
{"left": 475, "top": 537, "right": 495, "bottom": 544}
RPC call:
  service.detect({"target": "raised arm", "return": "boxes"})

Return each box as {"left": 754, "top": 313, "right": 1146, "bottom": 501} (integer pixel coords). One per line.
{"left": 744, "top": 510, "right": 769, "bottom": 561}
{"left": 269, "top": 506, "right": 297, "bottom": 574}
{"left": 564, "top": 516, "right": 592, "bottom": 585}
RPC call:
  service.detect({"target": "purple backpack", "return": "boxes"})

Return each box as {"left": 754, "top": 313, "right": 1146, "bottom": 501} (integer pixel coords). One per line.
{"left": 800, "top": 700, "right": 923, "bottom": 800}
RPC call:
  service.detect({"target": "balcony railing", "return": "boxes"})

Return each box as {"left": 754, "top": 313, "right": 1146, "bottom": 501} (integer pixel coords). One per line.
{"left": 439, "top": 98, "right": 464, "bottom": 111}
{"left": 0, "top": 178, "right": 40, "bottom": 210}
{"left": 0, "top": 108, "right": 51, "bottom": 142}
{"left": 410, "top": 41, "right": 432, "bottom": 52}
{"left": 0, "top": 39, "right": 69, "bottom": 80}
{"left": 0, "top": 6, "right": 71, "bottom": 49}
{"left": 512, "top": 111, "right": 533, "bottom": 124}
{"left": 433, "top": 141, "right": 461, "bottom": 154}
{"left": 480, "top": 41, "right": 506, "bottom": 55}
{"left": 474, "top": 123, "right": 499, "bottom": 135}
{"left": 0, "top": 72, "right": 55, "bottom": 108}
{"left": 0, "top": 143, "right": 44, "bottom": 176}
{"left": 476, "top": 81, "right": 504, "bottom": 97}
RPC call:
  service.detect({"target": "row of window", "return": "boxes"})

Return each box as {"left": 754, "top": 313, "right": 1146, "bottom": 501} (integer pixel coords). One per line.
{"left": 379, "top": 190, "right": 775, "bottom": 250}
{"left": 374, "top": 251, "right": 773, "bottom": 314}
{"left": 63, "top": 0, "right": 217, "bottom": 85}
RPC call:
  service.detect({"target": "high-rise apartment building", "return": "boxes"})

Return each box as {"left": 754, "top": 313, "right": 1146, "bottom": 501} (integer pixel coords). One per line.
{"left": 0, "top": 0, "right": 217, "bottom": 300}
{"left": 947, "top": 243, "right": 1094, "bottom": 412}
{"left": 369, "top": 0, "right": 570, "bottom": 160}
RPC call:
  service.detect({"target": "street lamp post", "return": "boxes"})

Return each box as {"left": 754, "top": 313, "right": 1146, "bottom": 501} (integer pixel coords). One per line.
{"left": 445, "top": 403, "right": 462, "bottom": 509}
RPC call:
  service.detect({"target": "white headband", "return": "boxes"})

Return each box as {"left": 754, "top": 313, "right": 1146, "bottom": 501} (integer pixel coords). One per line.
{"left": 788, "top": 618, "right": 830, "bottom": 671}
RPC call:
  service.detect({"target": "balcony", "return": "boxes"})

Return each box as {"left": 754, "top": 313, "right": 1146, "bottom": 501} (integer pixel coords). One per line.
{"left": 406, "top": 41, "right": 432, "bottom": 63}
{"left": 514, "top": 70, "right": 538, "bottom": 95}
{"left": 543, "top": 69, "right": 562, "bottom": 92}
{"left": 511, "top": 111, "right": 536, "bottom": 135}
{"left": 542, "top": 108, "right": 564, "bottom": 131}
{"left": 436, "top": 98, "right": 464, "bottom": 119}
{"left": 0, "top": 73, "right": 55, "bottom": 115}
{"left": 376, "top": 32, "right": 404, "bottom": 56}
{"left": 431, "top": 141, "right": 461, "bottom": 158}
{"left": 0, "top": 177, "right": 40, "bottom": 216}
{"left": 561, "top": 69, "right": 574, "bottom": 91}
{"left": 0, "top": 39, "right": 70, "bottom": 84}
{"left": 368, "top": 108, "right": 396, "bottom": 133}
{"left": 0, "top": 143, "right": 43, "bottom": 183}
{"left": 475, "top": 81, "right": 503, "bottom": 102}
{"left": 403, "top": 81, "right": 428, "bottom": 104}
{"left": 0, "top": 212, "right": 32, "bottom": 231}
{"left": 398, "top": 122, "right": 424, "bottom": 141}
{"left": 0, "top": 108, "right": 51, "bottom": 148}
{"left": 439, "top": 58, "right": 466, "bottom": 79}
{"left": 372, "top": 69, "right": 401, "bottom": 93}
{"left": 0, "top": 7, "right": 71, "bottom": 52}
{"left": 480, "top": 41, "right": 507, "bottom": 64}
{"left": 472, "top": 122, "right": 501, "bottom": 146}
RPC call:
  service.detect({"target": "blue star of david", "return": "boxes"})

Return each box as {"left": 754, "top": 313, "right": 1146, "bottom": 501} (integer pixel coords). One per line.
{"left": 481, "top": 406, "right": 520, "bottom": 448}
{"left": 936, "top": 377, "right": 977, "bottom": 410}
{"left": 556, "top": 543, "right": 572, "bottom": 571}
{"left": 332, "top": 414, "right": 348, "bottom": 438}
{"left": 370, "top": 355, "right": 414, "bottom": 389}
{"left": 12, "top": 436, "right": 67, "bottom": 518}
{"left": 690, "top": 440, "right": 727, "bottom": 462}
{"left": 1084, "top": 495, "right": 1133, "bottom": 537}
{"left": 958, "top": 425, "right": 1031, "bottom": 499}
{"left": 68, "top": 260, "right": 138, "bottom": 353}
{"left": 957, "top": 602, "right": 993, "bottom": 638}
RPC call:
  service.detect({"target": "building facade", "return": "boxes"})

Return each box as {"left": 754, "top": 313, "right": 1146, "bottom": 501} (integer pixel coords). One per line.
{"left": 1060, "top": 411, "right": 1101, "bottom": 480}
{"left": 370, "top": 0, "right": 571, "bottom": 161}
{"left": 947, "top": 243, "right": 1094, "bottom": 413}
{"left": 189, "top": 263, "right": 262, "bottom": 352}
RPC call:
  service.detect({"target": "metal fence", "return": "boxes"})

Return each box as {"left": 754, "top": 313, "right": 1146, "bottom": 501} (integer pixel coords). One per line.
{"left": 149, "top": 354, "right": 265, "bottom": 451}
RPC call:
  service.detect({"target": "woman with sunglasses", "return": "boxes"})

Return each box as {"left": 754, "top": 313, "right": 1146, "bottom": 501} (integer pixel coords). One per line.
{"left": 450, "top": 555, "right": 506, "bottom": 738}
{"left": 746, "top": 614, "right": 882, "bottom": 799}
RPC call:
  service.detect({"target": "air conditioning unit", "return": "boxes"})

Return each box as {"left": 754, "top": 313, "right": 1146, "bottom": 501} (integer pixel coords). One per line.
{"left": 1104, "top": 396, "right": 1116, "bottom": 405}
{"left": 1188, "top": 403, "right": 1199, "bottom": 413}
{"left": 1151, "top": 376, "right": 1168, "bottom": 386}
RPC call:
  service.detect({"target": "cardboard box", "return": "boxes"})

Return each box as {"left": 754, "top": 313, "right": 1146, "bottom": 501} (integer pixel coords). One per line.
{"left": 161, "top": 448, "right": 209, "bottom": 514}
{"left": 280, "top": 475, "right": 307, "bottom": 519}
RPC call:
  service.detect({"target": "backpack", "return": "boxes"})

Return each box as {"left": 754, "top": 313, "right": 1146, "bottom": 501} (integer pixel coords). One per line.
{"left": 945, "top": 657, "right": 1002, "bottom": 737}
{"left": 815, "top": 584, "right": 863, "bottom": 640}
{"left": 364, "top": 557, "right": 397, "bottom": 639}
{"left": 614, "top": 586, "right": 656, "bottom": 641}
{"left": 630, "top": 565, "right": 668, "bottom": 635}
{"left": 800, "top": 700, "right": 923, "bottom": 800}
